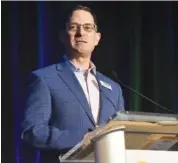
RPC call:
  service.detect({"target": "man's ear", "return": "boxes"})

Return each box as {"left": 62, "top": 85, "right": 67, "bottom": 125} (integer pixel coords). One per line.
{"left": 95, "top": 32, "right": 101, "bottom": 46}
{"left": 59, "top": 30, "right": 66, "bottom": 45}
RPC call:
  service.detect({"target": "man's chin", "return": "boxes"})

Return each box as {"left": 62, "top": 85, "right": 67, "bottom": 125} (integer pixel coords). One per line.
{"left": 73, "top": 49, "right": 91, "bottom": 57}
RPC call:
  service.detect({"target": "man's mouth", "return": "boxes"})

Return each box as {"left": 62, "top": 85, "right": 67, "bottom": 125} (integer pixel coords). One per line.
{"left": 76, "top": 40, "right": 87, "bottom": 43}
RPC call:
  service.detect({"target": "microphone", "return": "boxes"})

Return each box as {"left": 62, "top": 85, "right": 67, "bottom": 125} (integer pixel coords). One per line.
{"left": 111, "top": 71, "right": 175, "bottom": 114}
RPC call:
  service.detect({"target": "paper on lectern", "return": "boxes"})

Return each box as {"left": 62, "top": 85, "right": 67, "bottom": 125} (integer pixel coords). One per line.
{"left": 143, "top": 135, "right": 178, "bottom": 150}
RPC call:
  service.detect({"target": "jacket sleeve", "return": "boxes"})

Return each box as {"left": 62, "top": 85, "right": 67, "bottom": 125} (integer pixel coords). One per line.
{"left": 21, "top": 73, "right": 84, "bottom": 150}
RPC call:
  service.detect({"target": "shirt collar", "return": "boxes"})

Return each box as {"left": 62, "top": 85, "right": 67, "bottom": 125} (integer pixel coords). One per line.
{"left": 64, "top": 55, "right": 96, "bottom": 75}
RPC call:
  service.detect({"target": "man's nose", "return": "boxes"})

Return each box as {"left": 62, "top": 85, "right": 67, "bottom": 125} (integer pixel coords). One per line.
{"left": 76, "top": 25, "right": 85, "bottom": 36}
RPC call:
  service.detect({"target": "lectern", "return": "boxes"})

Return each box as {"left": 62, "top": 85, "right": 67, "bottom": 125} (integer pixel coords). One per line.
{"left": 59, "top": 111, "right": 178, "bottom": 163}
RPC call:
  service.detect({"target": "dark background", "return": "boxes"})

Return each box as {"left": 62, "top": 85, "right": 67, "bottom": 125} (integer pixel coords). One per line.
{"left": 2, "top": 1, "right": 178, "bottom": 163}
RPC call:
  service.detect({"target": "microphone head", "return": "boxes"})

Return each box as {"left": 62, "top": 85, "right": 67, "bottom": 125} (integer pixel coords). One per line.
{"left": 111, "top": 71, "right": 118, "bottom": 78}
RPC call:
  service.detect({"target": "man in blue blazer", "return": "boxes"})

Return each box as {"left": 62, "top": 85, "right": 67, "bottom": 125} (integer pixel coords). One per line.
{"left": 21, "top": 5, "right": 124, "bottom": 163}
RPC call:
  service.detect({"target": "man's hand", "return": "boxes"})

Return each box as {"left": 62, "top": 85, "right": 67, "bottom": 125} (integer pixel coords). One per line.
{"left": 82, "top": 126, "right": 100, "bottom": 149}
{"left": 82, "top": 132, "right": 92, "bottom": 149}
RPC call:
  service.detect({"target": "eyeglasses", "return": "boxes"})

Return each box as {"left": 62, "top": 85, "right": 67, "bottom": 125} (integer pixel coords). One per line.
{"left": 66, "top": 23, "right": 97, "bottom": 33}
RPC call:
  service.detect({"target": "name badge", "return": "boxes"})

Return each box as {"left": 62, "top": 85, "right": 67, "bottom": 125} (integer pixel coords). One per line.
{"left": 100, "top": 80, "right": 112, "bottom": 90}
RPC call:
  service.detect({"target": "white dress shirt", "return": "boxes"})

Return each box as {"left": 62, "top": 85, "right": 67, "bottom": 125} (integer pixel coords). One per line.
{"left": 65, "top": 56, "right": 100, "bottom": 123}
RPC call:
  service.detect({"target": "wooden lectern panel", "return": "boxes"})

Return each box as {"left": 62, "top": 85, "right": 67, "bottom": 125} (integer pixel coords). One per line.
{"left": 104, "top": 121, "right": 178, "bottom": 149}
{"left": 107, "top": 121, "right": 178, "bottom": 134}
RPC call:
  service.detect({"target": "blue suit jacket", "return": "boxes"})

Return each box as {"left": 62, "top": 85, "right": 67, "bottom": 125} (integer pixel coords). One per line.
{"left": 21, "top": 57, "right": 124, "bottom": 152}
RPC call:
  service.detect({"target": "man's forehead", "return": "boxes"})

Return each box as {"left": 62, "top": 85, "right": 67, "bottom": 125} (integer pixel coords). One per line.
{"left": 69, "top": 10, "right": 95, "bottom": 24}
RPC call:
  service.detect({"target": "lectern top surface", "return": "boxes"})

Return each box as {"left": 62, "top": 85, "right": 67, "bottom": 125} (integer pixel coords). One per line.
{"left": 111, "top": 111, "right": 178, "bottom": 123}
{"left": 59, "top": 111, "right": 178, "bottom": 162}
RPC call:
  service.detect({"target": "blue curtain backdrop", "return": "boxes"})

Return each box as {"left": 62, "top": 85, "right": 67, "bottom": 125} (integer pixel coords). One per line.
{"left": 2, "top": 1, "right": 178, "bottom": 163}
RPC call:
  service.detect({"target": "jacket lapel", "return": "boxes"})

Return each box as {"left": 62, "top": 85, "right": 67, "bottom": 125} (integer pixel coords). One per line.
{"left": 96, "top": 73, "right": 115, "bottom": 125}
{"left": 56, "top": 59, "right": 96, "bottom": 126}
